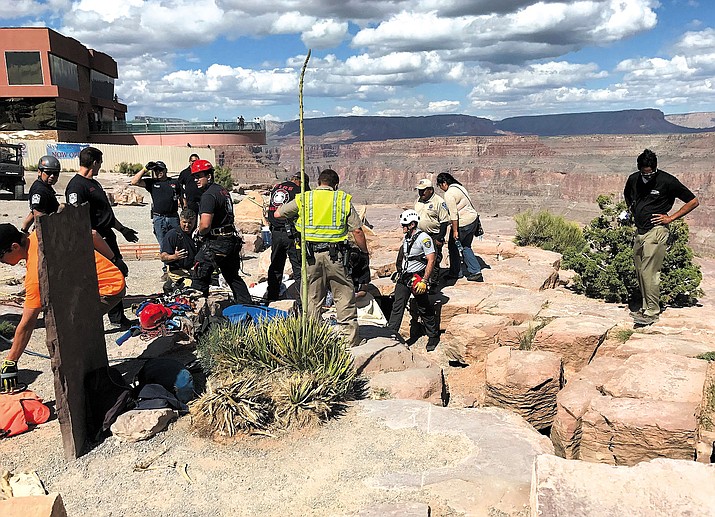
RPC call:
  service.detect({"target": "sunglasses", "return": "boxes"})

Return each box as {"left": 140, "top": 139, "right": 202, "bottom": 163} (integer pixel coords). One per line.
{"left": 41, "top": 170, "right": 60, "bottom": 176}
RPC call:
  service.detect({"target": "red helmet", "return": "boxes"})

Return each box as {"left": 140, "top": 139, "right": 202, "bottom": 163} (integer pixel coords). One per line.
{"left": 191, "top": 159, "right": 214, "bottom": 175}
{"left": 139, "top": 303, "right": 173, "bottom": 330}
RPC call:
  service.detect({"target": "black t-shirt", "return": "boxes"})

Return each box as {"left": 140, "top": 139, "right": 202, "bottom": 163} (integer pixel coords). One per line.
{"left": 624, "top": 169, "right": 696, "bottom": 234}
{"left": 178, "top": 166, "right": 202, "bottom": 211}
{"left": 65, "top": 174, "right": 116, "bottom": 231}
{"left": 199, "top": 183, "right": 234, "bottom": 229}
{"left": 160, "top": 228, "right": 197, "bottom": 271}
{"left": 28, "top": 178, "right": 59, "bottom": 214}
{"left": 144, "top": 177, "right": 181, "bottom": 215}
{"left": 266, "top": 180, "right": 309, "bottom": 227}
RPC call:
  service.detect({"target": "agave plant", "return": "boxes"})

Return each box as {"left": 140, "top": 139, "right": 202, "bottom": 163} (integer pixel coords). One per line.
{"left": 191, "top": 314, "right": 358, "bottom": 436}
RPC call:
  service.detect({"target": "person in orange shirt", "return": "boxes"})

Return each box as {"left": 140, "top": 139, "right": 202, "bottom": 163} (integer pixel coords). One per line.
{"left": 0, "top": 223, "right": 125, "bottom": 393}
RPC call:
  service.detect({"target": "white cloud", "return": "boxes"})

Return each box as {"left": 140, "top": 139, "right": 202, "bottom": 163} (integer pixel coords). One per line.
{"left": 301, "top": 19, "right": 348, "bottom": 49}
{"left": 427, "top": 100, "right": 460, "bottom": 113}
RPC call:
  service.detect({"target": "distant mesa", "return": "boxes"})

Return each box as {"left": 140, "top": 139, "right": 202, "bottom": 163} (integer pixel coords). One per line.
{"left": 270, "top": 109, "right": 715, "bottom": 144}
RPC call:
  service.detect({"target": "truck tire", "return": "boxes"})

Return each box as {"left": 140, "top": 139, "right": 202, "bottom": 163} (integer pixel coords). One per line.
{"left": 13, "top": 183, "right": 24, "bottom": 200}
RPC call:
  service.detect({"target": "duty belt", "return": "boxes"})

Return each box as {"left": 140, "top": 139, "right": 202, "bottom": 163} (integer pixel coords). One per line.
{"left": 209, "top": 225, "right": 236, "bottom": 236}
{"left": 310, "top": 242, "right": 333, "bottom": 253}
{"left": 152, "top": 212, "right": 179, "bottom": 218}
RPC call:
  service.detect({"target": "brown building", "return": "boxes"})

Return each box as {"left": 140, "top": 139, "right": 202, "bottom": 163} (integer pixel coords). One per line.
{"left": 0, "top": 27, "right": 127, "bottom": 142}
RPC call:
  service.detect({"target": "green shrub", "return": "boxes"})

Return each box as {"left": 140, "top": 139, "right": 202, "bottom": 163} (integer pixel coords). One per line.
{"left": 0, "top": 320, "right": 16, "bottom": 339}
{"left": 514, "top": 210, "right": 586, "bottom": 254}
{"left": 26, "top": 164, "right": 38, "bottom": 172}
{"left": 213, "top": 165, "right": 234, "bottom": 190}
{"left": 192, "top": 315, "right": 357, "bottom": 436}
{"left": 116, "top": 162, "right": 143, "bottom": 175}
{"left": 562, "top": 194, "right": 702, "bottom": 306}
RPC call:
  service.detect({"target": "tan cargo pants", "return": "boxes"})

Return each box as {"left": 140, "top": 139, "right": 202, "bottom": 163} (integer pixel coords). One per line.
{"left": 306, "top": 250, "right": 359, "bottom": 347}
{"left": 633, "top": 225, "right": 669, "bottom": 317}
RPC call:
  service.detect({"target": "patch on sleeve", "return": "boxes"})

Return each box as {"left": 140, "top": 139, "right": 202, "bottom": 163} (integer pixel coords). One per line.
{"left": 68, "top": 192, "right": 78, "bottom": 205}
{"left": 422, "top": 238, "right": 432, "bottom": 249}
{"left": 31, "top": 194, "right": 41, "bottom": 206}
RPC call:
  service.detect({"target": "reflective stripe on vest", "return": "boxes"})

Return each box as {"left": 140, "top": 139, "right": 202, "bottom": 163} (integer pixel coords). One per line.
{"left": 295, "top": 189, "right": 351, "bottom": 242}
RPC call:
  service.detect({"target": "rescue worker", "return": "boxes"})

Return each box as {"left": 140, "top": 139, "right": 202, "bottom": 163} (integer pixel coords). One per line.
{"left": 130, "top": 160, "right": 181, "bottom": 249}
{"left": 20, "top": 155, "right": 62, "bottom": 233}
{"left": 0, "top": 223, "right": 126, "bottom": 393}
{"left": 387, "top": 210, "right": 440, "bottom": 351}
{"left": 265, "top": 172, "right": 309, "bottom": 302}
{"left": 414, "top": 178, "right": 450, "bottom": 289}
{"left": 178, "top": 153, "right": 202, "bottom": 213}
{"left": 159, "top": 209, "right": 198, "bottom": 294}
{"left": 66, "top": 146, "right": 137, "bottom": 330}
{"left": 190, "top": 159, "right": 251, "bottom": 303}
{"left": 276, "top": 168, "right": 368, "bottom": 347}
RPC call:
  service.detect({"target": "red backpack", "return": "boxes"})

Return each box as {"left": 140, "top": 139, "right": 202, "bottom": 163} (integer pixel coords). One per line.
{"left": 0, "top": 390, "right": 50, "bottom": 438}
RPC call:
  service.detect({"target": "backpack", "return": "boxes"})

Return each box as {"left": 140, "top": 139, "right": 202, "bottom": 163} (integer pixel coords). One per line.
{"left": 85, "top": 366, "right": 135, "bottom": 440}
{"left": 0, "top": 390, "right": 51, "bottom": 438}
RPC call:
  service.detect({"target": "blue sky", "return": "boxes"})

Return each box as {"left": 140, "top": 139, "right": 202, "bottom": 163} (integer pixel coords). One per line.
{"left": 3, "top": 0, "right": 714, "bottom": 122}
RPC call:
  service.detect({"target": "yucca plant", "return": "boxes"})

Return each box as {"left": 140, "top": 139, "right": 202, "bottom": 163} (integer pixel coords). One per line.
{"left": 191, "top": 314, "right": 357, "bottom": 436}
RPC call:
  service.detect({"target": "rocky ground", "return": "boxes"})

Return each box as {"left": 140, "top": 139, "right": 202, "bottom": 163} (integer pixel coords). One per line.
{"left": 1, "top": 171, "right": 714, "bottom": 516}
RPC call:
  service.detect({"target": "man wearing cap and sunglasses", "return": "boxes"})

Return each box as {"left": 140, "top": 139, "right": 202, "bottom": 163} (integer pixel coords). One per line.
{"left": 130, "top": 160, "right": 181, "bottom": 251}
{"left": 414, "top": 178, "right": 450, "bottom": 288}
{"left": 190, "top": 159, "right": 251, "bottom": 304}
{"left": 20, "top": 155, "right": 63, "bottom": 234}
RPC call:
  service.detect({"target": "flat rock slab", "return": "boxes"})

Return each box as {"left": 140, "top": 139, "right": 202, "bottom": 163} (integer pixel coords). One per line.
{"left": 349, "top": 502, "right": 429, "bottom": 517}
{"left": 485, "top": 347, "right": 563, "bottom": 431}
{"left": 361, "top": 400, "right": 554, "bottom": 517}
{"left": 602, "top": 352, "right": 707, "bottom": 403}
{"left": 533, "top": 315, "right": 614, "bottom": 376}
{"left": 369, "top": 367, "right": 445, "bottom": 406}
{"left": 350, "top": 338, "right": 420, "bottom": 376}
{"left": 443, "top": 313, "right": 512, "bottom": 364}
{"left": 615, "top": 332, "right": 715, "bottom": 359}
{"left": 531, "top": 455, "right": 715, "bottom": 517}
{"left": 486, "top": 257, "right": 559, "bottom": 291}
{"left": 580, "top": 395, "right": 699, "bottom": 466}
{"left": 0, "top": 493, "right": 68, "bottom": 517}
{"left": 478, "top": 285, "right": 550, "bottom": 324}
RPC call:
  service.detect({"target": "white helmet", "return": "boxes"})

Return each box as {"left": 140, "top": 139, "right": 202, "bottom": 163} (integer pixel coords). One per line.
{"left": 400, "top": 209, "right": 419, "bottom": 226}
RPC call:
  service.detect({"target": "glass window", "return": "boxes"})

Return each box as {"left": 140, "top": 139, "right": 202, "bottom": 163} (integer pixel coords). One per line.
{"left": 55, "top": 98, "right": 78, "bottom": 131}
{"left": 0, "top": 98, "right": 56, "bottom": 130}
{"left": 5, "top": 51, "right": 44, "bottom": 85}
{"left": 49, "top": 54, "right": 79, "bottom": 90}
{"left": 90, "top": 69, "right": 115, "bottom": 100}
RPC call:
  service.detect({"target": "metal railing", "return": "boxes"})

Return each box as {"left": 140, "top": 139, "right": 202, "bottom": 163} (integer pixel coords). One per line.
{"left": 92, "top": 120, "right": 265, "bottom": 134}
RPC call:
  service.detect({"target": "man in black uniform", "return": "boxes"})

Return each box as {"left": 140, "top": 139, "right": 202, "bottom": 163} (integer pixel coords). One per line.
{"left": 130, "top": 160, "right": 181, "bottom": 248}
{"left": 178, "top": 153, "right": 201, "bottom": 213}
{"left": 160, "top": 209, "right": 198, "bottom": 294}
{"left": 20, "top": 155, "right": 62, "bottom": 233}
{"left": 191, "top": 159, "right": 251, "bottom": 303}
{"left": 624, "top": 148, "right": 699, "bottom": 326}
{"left": 66, "top": 146, "right": 138, "bottom": 329}
{"left": 265, "top": 172, "right": 309, "bottom": 302}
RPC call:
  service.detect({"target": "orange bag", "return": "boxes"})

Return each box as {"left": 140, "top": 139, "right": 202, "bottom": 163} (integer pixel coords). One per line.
{"left": 0, "top": 389, "right": 50, "bottom": 438}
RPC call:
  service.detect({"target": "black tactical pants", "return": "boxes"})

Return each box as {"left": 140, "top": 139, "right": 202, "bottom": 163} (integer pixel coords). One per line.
{"left": 266, "top": 228, "right": 301, "bottom": 302}
{"left": 387, "top": 277, "right": 439, "bottom": 340}
{"left": 192, "top": 235, "right": 251, "bottom": 304}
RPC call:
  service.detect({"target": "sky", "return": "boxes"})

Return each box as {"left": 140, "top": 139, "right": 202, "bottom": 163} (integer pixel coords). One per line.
{"left": 2, "top": 0, "right": 714, "bottom": 122}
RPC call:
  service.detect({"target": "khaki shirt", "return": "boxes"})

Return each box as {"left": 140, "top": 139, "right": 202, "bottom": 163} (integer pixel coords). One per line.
{"left": 414, "top": 192, "right": 450, "bottom": 235}
{"left": 444, "top": 184, "right": 478, "bottom": 227}
{"left": 278, "top": 185, "right": 362, "bottom": 233}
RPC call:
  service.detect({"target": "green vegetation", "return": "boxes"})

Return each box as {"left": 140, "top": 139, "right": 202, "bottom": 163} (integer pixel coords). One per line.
{"left": 514, "top": 195, "right": 702, "bottom": 307}
{"left": 696, "top": 352, "right": 715, "bottom": 362}
{"left": 116, "top": 162, "right": 143, "bottom": 175}
{"left": 514, "top": 210, "right": 586, "bottom": 254}
{"left": 191, "top": 315, "right": 358, "bottom": 436}
{"left": 0, "top": 320, "right": 16, "bottom": 339}
{"left": 517, "top": 320, "right": 548, "bottom": 351}
{"left": 613, "top": 328, "right": 635, "bottom": 343}
{"left": 213, "top": 165, "right": 234, "bottom": 190}
{"left": 700, "top": 381, "right": 715, "bottom": 431}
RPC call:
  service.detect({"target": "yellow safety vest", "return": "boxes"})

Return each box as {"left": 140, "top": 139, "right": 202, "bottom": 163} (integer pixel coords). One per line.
{"left": 295, "top": 189, "right": 351, "bottom": 242}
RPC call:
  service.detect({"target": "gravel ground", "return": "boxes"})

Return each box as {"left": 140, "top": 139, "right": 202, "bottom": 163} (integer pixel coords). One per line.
{"left": 0, "top": 172, "right": 476, "bottom": 516}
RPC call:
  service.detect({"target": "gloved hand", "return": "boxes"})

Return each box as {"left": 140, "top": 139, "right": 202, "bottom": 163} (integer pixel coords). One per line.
{"left": 111, "top": 256, "right": 129, "bottom": 277}
{"left": 1, "top": 359, "right": 18, "bottom": 394}
{"left": 413, "top": 280, "right": 427, "bottom": 295}
{"left": 454, "top": 239, "right": 464, "bottom": 253}
{"left": 192, "top": 228, "right": 206, "bottom": 245}
{"left": 119, "top": 226, "right": 139, "bottom": 243}
{"left": 390, "top": 271, "right": 400, "bottom": 283}
{"left": 145, "top": 161, "right": 157, "bottom": 171}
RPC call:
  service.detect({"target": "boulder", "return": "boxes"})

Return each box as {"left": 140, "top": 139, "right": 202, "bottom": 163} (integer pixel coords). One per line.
{"left": 0, "top": 493, "right": 67, "bottom": 517}
{"left": 443, "top": 313, "right": 512, "bottom": 364}
{"left": 110, "top": 409, "right": 177, "bottom": 442}
{"left": 580, "top": 396, "right": 699, "bottom": 465}
{"left": 486, "top": 257, "right": 559, "bottom": 291}
{"left": 268, "top": 299, "right": 298, "bottom": 315}
{"left": 445, "top": 362, "right": 486, "bottom": 407}
{"left": 369, "top": 367, "right": 445, "bottom": 406}
{"left": 485, "top": 347, "right": 563, "bottom": 431}
{"left": 350, "top": 338, "right": 418, "bottom": 375}
{"left": 531, "top": 455, "right": 715, "bottom": 517}
{"left": 532, "top": 315, "right": 614, "bottom": 376}
{"left": 601, "top": 352, "right": 707, "bottom": 404}
{"left": 550, "top": 379, "right": 602, "bottom": 459}
{"left": 478, "top": 286, "right": 550, "bottom": 324}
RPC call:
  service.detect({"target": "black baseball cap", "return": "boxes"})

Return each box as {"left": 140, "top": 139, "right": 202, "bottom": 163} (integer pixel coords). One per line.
{"left": 0, "top": 223, "right": 23, "bottom": 253}
{"left": 154, "top": 161, "right": 167, "bottom": 171}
